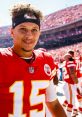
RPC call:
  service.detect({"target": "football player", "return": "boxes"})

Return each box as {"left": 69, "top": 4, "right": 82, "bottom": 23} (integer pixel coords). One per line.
{"left": 0, "top": 3, "right": 67, "bottom": 117}
{"left": 62, "top": 53, "right": 78, "bottom": 117}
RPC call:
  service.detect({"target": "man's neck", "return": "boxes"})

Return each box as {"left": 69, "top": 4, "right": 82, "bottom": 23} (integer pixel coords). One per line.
{"left": 12, "top": 47, "right": 33, "bottom": 58}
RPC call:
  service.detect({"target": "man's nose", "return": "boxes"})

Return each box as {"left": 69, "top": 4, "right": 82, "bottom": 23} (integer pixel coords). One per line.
{"left": 25, "top": 30, "right": 33, "bottom": 38}
{"left": 26, "top": 30, "right": 32, "bottom": 35}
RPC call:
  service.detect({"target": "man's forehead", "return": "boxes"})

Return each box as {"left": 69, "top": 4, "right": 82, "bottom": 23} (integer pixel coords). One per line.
{"left": 18, "top": 22, "right": 40, "bottom": 29}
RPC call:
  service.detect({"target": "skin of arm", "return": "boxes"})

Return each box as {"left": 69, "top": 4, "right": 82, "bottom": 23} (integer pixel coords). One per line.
{"left": 69, "top": 66, "right": 78, "bottom": 84}
{"left": 45, "top": 76, "right": 67, "bottom": 117}
{"left": 46, "top": 99, "right": 67, "bottom": 117}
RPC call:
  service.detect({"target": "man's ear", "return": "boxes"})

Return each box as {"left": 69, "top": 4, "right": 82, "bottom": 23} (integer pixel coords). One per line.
{"left": 39, "top": 31, "right": 41, "bottom": 36}
{"left": 10, "top": 28, "right": 14, "bottom": 39}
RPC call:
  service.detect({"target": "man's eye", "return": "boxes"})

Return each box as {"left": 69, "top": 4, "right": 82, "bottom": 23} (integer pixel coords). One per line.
{"left": 32, "top": 29, "right": 38, "bottom": 33}
{"left": 19, "top": 28, "right": 27, "bottom": 33}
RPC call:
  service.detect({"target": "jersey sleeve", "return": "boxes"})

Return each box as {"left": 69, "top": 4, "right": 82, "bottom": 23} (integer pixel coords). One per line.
{"left": 43, "top": 52, "right": 58, "bottom": 81}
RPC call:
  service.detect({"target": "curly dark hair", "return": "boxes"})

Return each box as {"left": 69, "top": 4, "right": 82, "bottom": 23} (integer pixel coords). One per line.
{"left": 10, "top": 3, "right": 43, "bottom": 20}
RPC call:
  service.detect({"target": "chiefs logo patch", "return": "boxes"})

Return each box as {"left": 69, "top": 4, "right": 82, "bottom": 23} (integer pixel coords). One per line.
{"left": 44, "top": 64, "right": 51, "bottom": 76}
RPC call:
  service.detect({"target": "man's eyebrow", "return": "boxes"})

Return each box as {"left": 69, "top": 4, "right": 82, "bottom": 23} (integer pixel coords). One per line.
{"left": 18, "top": 25, "right": 26, "bottom": 28}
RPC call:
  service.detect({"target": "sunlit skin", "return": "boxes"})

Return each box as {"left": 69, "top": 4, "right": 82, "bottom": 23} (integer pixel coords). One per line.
{"left": 11, "top": 22, "right": 41, "bottom": 57}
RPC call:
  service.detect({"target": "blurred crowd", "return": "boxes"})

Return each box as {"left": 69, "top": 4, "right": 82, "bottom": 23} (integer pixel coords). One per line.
{"left": 41, "top": 4, "right": 82, "bottom": 31}
{"left": 48, "top": 42, "right": 82, "bottom": 62}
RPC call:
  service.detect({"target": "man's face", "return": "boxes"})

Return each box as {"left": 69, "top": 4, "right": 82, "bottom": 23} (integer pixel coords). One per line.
{"left": 11, "top": 22, "right": 40, "bottom": 52}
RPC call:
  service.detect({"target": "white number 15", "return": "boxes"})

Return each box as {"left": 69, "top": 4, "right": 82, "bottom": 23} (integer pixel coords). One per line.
{"left": 8, "top": 81, "right": 49, "bottom": 117}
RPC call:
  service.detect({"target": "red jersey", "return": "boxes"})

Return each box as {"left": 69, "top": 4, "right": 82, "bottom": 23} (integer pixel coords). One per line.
{"left": 62, "top": 61, "right": 77, "bottom": 84}
{"left": 75, "top": 56, "right": 82, "bottom": 78}
{"left": 0, "top": 48, "right": 55, "bottom": 117}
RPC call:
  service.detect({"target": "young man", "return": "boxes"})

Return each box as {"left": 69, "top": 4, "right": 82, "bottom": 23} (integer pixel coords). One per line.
{"left": 75, "top": 49, "right": 82, "bottom": 114}
{"left": 62, "top": 53, "right": 78, "bottom": 117}
{"left": 0, "top": 3, "right": 67, "bottom": 117}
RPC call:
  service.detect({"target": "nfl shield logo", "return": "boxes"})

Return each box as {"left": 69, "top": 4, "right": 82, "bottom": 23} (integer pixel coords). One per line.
{"left": 28, "top": 66, "right": 34, "bottom": 74}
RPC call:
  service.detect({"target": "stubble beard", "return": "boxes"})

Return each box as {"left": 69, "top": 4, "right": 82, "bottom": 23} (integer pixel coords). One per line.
{"left": 21, "top": 48, "right": 33, "bottom": 52}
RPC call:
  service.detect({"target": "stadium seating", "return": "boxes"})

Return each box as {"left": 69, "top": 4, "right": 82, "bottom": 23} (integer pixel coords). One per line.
{"left": 41, "top": 4, "right": 82, "bottom": 31}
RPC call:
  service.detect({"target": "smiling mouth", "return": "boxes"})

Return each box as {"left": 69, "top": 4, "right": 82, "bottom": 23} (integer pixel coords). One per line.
{"left": 23, "top": 39, "right": 33, "bottom": 44}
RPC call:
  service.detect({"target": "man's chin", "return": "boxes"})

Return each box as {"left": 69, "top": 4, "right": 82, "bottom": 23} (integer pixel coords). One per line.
{"left": 22, "top": 48, "right": 33, "bottom": 52}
